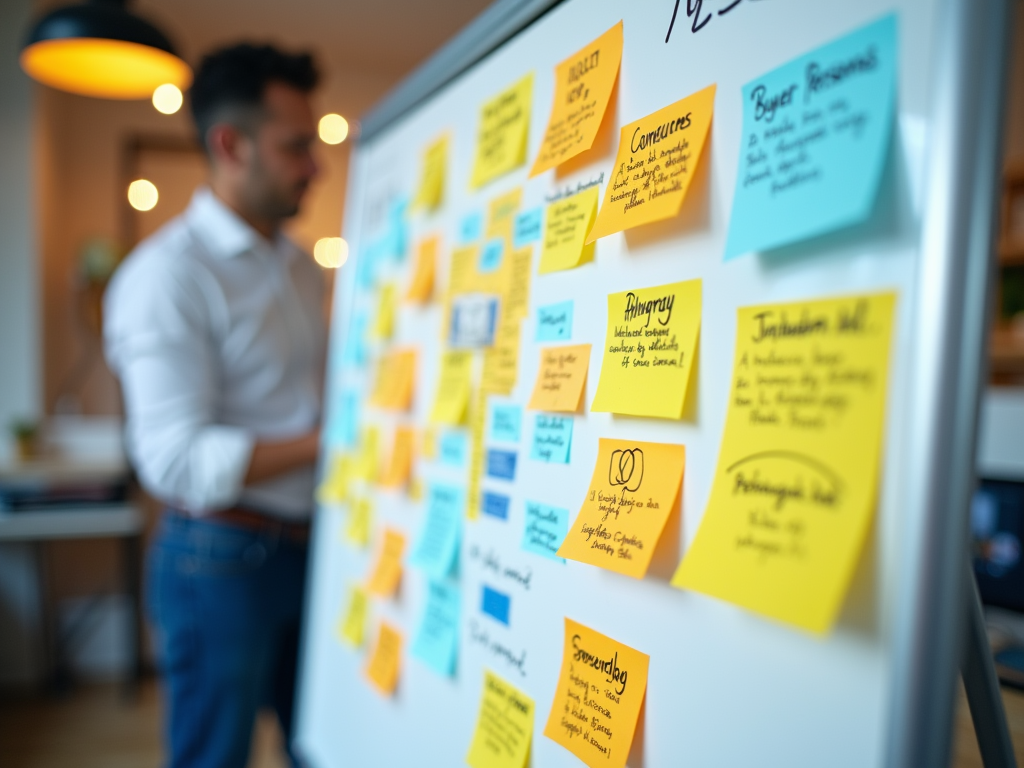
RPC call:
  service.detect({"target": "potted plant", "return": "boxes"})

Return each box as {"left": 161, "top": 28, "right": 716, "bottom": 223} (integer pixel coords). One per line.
{"left": 10, "top": 419, "right": 39, "bottom": 462}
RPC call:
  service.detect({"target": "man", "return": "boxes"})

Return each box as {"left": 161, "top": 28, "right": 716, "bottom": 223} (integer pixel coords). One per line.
{"left": 104, "top": 44, "right": 326, "bottom": 768}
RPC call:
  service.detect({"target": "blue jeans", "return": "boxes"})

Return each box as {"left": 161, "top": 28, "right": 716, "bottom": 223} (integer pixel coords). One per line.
{"left": 147, "top": 513, "right": 308, "bottom": 768}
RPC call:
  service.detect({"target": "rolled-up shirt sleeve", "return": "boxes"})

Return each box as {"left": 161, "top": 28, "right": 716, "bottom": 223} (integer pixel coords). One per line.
{"left": 104, "top": 254, "right": 254, "bottom": 514}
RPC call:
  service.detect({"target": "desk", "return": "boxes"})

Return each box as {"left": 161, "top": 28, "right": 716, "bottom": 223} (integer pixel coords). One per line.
{"left": 0, "top": 505, "right": 145, "bottom": 693}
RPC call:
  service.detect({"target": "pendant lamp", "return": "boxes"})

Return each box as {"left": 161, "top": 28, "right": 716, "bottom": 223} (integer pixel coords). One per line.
{"left": 21, "top": 0, "right": 192, "bottom": 100}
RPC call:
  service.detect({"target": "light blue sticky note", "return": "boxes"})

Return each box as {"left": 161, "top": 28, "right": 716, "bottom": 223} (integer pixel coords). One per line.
{"left": 356, "top": 239, "right": 384, "bottom": 289}
{"left": 387, "top": 198, "right": 410, "bottom": 263}
{"left": 324, "top": 390, "right": 359, "bottom": 448}
{"left": 536, "top": 301, "right": 574, "bottom": 342}
{"left": 410, "top": 484, "right": 464, "bottom": 579}
{"left": 341, "top": 312, "right": 368, "bottom": 367}
{"left": 479, "top": 238, "right": 505, "bottom": 273}
{"left": 513, "top": 207, "right": 543, "bottom": 249}
{"left": 521, "top": 501, "right": 568, "bottom": 562}
{"left": 724, "top": 14, "right": 897, "bottom": 259}
{"left": 459, "top": 211, "right": 483, "bottom": 243}
{"left": 488, "top": 403, "right": 522, "bottom": 444}
{"left": 530, "top": 415, "right": 573, "bottom": 464}
{"left": 411, "top": 579, "right": 461, "bottom": 677}
{"left": 438, "top": 431, "right": 469, "bottom": 467}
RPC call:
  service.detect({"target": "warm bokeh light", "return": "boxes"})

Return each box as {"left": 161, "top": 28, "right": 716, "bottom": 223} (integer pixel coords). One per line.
{"left": 313, "top": 237, "right": 348, "bottom": 268}
{"left": 319, "top": 113, "right": 349, "bottom": 145}
{"left": 20, "top": 38, "right": 192, "bottom": 99}
{"left": 152, "top": 83, "right": 183, "bottom": 114}
{"left": 128, "top": 179, "right": 159, "bottom": 212}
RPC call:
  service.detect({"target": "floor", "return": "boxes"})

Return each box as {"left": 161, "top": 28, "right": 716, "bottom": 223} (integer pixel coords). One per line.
{"left": 0, "top": 678, "right": 1022, "bottom": 767}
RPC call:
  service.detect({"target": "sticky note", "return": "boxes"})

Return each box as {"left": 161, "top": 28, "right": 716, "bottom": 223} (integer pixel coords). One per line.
{"left": 414, "top": 134, "right": 448, "bottom": 211}
{"left": 439, "top": 430, "right": 469, "bottom": 467}
{"left": 543, "top": 618, "right": 649, "bottom": 768}
{"left": 558, "top": 438, "right": 685, "bottom": 578}
{"left": 513, "top": 207, "right": 543, "bottom": 249}
{"left": 379, "top": 427, "right": 414, "bottom": 489}
{"left": 482, "top": 492, "right": 510, "bottom": 521}
{"left": 486, "top": 449, "right": 517, "bottom": 481}
{"left": 355, "top": 426, "right": 380, "bottom": 481}
{"left": 386, "top": 199, "right": 410, "bottom": 263}
{"left": 527, "top": 343, "right": 592, "bottom": 413}
{"left": 586, "top": 84, "right": 716, "bottom": 243}
{"left": 466, "top": 670, "right": 535, "bottom": 768}
{"left": 336, "top": 584, "right": 368, "bottom": 648}
{"left": 369, "top": 349, "right": 416, "bottom": 411}
{"left": 481, "top": 585, "right": 511, "bottom": 625}
{"left": 724, "top": 15, "right": 897, "bottom": 259}
{"left": 591, "top": 279, "right": 702, "bottom": 419}
{"left": 316, "top": 452, "right": 353, "bottom": 505}
{"left": 410, "top": 483, "right": 464, "bottom": 579}
{"left": 539, "top": 186, "right": 599, "bottom": 274}
{"left": 480, "top": 238, "right": 505, "bottom": 273}
{"left": 502, "top": 246, "right": 533, "bottom": 322}
{"left": 531, "top": 21, "right": 624, "bottom": 176}
{"left": 536, "top": 301, "right": 573, "bottom": 342}
{"left": 406, "top": 235, "right": 437, "bottom": 303}
{"left": 342, "top": 312, "right": 368, "bottom": 367}
{"left": 324, "top": 390, "right": 359, "bottom": 449}
{"left": 430, "top": 350, "right": 473, "bottom": 425}
{"left": 450, "top": 294, "right": 500, "bottom": 349}
{"left": 460, "top": 211, "right": 484, "bottom": 243}
{"left": 345, "top": 496, "right": 373, "bottom": 548}
{"left": 530, "top": 415, "right": 573, "bottom": 464}
{"left": 481, "top": 318, "right": 522, "bottom": 396}
{"left": 366, "top": 528, "right": 406, "bottom": 598}
{"left": 486, "top": 187, "right": 524, "bottom": 240}
{"left": 357, "top": 240, "right": 381, "bottom": 289}
{"left": 421, "top": 427, "right": 438, "bottom": 460}
{"left": 489, "top": 403, "right": 522, "bottom": 444}
{"left": 466, "top": 390, "right": 488, "bottom": 521}
{"left": 522, "top": 501, "right": 568, "bottom": 562}
{"left": 375, "top": 283, "right": 397, "bottom": 340}
{"left": 365, "top": 621, "right": 402, "bottom": 696}
{"left": 673, "top": 293, "right": 896, "bottom": 633}
{"left": 472, "top": 74, "right": 534, "bottom": 189}
{"left": 411, "top": 579, "right": 461, "bottom": 677}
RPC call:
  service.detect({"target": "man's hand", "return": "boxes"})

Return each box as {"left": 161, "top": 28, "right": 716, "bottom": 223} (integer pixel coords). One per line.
{"left": 245, "top": 431, "right": 321, "bottom": 484}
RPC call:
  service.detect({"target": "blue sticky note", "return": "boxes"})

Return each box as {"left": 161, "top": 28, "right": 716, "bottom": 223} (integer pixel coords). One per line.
{"left": 324, "top": 390, "right": 359, "bottom": 448}
{"left": 724, "top": 14, "right": 897, "bottom": 259}
{"left": 479, "top": 238, "right": 505, "bottom": 273}
{"left": 513, "top": 207, "right": 543, "bottom": 249}
{"left": 530, "top": 415, "right": 573, "bottom": 464}
{"left": 410, "top": 484, "right": 464, "bottom": 579}
{"left": 482, "top": 492, "right": 510, "bottom": 521}
{"left": 459, "top": 211, "right": 483, "bottom": 243}
{"left": 488, "top": 403, "right": 522, "bottom": 444}
{"left": 521, "top": 501, "right": 569, "bottom": 562}
{"left": 536, "top": 301, "right": 574, "bottom": 342}
{"left": 388, "top": 199, "right": 410, "bottom": 262}
{"left": 439, "top": 431, "right": 469, "bottom": 467}
{"left": 357, "top": 239, "right": 385, "bottom": 289}
{"left": 481, "top": 585, "right": 510, "bottom": 625}
{"left": 411, "top": 579, "right": 461, "bottom": 677}
{"left": 485, "top": 449, "right": 517, "bottom": 481}
{"left": 341, "top": 313, "right": 368, "bottom": 367}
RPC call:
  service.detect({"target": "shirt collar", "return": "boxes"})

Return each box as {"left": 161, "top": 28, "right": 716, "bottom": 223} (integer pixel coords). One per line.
{"left": 186, "top": 187, "right": 270, "bottom": 260}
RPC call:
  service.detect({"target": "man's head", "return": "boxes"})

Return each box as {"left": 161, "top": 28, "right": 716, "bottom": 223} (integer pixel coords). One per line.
{"left": 190, "top": 44, "right": 320, "bottom": 231}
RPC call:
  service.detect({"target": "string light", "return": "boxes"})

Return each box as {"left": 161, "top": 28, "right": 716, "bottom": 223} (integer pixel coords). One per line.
{"left": 313, "top": 237, "right": 348, "bottom": 268}
{"left": 318, "top": 113, "right": 349, "bottom": 145}
{"left": 127, "top": 179, "right": 159, "bottom": 211}
{"left": 152, "top": 83, "right": 183, "bottom": 114}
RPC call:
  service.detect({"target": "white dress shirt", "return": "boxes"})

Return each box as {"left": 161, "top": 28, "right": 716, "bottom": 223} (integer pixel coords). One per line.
{"left": 104, "top": 188, "right": 326, "bottom": 519}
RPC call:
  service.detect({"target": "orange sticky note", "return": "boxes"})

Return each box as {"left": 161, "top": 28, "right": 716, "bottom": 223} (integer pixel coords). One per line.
{"left": 366, "top": 527, "right": 406, "bottom": 597}
{"left": 365, "top": 620, "right": 403, "bottom": 696}
{"left": 370, "top": 349, "right": 417, "bottom": 411}
{"left": 406, "top": 236, "right": 438, "bottom": 303}
{"left": 586, "top": 84, "right": 716, "bottom": 243}
{"left": 531, "top": 21, "right": 624, "bottom": 177}
{"left": 527, "top": 344, "right": 592, "bottom": 413}
{"left": 558, "top": 438, "right": 685, "bottom": 578}
{"left": 380, "top": 426, "right": 415, "bottom": 488}
{"left": 543, "top": 618, "right": 649, "bottom": 768}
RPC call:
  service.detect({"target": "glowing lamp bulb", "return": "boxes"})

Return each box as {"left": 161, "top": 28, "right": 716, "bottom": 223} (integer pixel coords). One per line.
{"left": 313, "top": 237, "right": 348, "bottom": 268}
{"left": 318, "top": 113, "right": 349, "bottom": 145}
{"left": 128, "top": 179, "right": 159, "bottom": 211}
{"left": 152, "top": 83, "right": 183, "bottom": 114}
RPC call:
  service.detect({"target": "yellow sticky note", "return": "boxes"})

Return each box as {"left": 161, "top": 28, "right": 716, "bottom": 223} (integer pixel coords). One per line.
{"left": 591, "top": 279, "right": 702, "bottom": 418}
{"left": 430, "top": 350, "right": 474, "bottom": 425}
{"left": 543, "top": 618, "right": 649, "bottom": 768}
{"left": 380, "top": 427, "right": 415, "bottom": 489}
{"left": 345, "top": 496, "right": 373, "bottom": 548}
{"left": 365, "top": 621, "right": 403, "bottom": 696}
{"left": 370, "top": 349, "right": 417, "bottom": 411}
{"left": 503, "top": 246, "right": 533, "bottom": 322}
{"left": 481, "top": 320, "right": 521, "bottom": 396}
{"left": 527, "top": 344, "right": 592, "bottom": 413}
{"left": 486, "top": 187, "right": 523, "bottom": 240}
{"left": 336, "top": 584, "right": 368, "bottom": 648}
{"left": 414, "top": 134, "right": 448, "bottom": 211}
{"left": 375, "top": 283, "right": 397, "bottom": 340}
{"left": 471, "top": 75, "right": 533, "bottom": 189}
{"left": 420, "top": 427, "right": 438, "bottom": 461}
{"left": 558, "top": 438, "right": 685, "bottom": 578}
{"left": 673, "top": 293, "right": 897, "bottom": 634}
{"left": 366, "top": 527, "right": 406, "bottom": 598}
{"left": 466, "top": 670, "right": 535, "bottom": 768}
{"left": 354, "top": 427, "right": 380, "bottom": 482}
{"left": 586, "top": 84, "right": 716, "bottom": 243}
{"left": 316, "top": 452, "right": 353, "bottom": 505}
{"left": 406, "top": 235, "right": 438, "bottom": 303}
{"left": 539, "top": 186, "right": 599, "bottom": 274}
{"left": 467, "top": 390, "right": 488, "bottom": 520}
{"left": 531, "top": 21, "right": 624, "bottom": 177}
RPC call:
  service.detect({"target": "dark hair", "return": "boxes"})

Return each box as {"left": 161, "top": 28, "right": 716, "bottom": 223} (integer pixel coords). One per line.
{"left": 189, "top": 43, "right": 319, "bottom": 150}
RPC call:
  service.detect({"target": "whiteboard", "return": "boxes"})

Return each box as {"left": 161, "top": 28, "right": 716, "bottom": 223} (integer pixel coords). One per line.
{"left": 295, "top": 1, "right": 1010, "bottom": 766}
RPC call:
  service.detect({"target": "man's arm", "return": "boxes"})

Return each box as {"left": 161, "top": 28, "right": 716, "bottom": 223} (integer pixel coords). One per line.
{"left": 245, "top": 431, "right": 321, "bottom": 485}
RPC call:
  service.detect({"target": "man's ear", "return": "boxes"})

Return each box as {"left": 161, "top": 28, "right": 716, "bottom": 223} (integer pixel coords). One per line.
{"left": 206, "top": 123, "right": 248, "bottom": 169}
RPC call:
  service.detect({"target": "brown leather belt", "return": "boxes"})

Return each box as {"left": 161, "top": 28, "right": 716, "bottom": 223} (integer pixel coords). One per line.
{"left": 171, "top": 506, "right": 311, "bottom": 543}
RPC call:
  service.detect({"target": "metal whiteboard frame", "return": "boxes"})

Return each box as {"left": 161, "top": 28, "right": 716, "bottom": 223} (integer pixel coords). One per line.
{"left": 346, "top": 1, "right": 1014, "bottom": 766}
